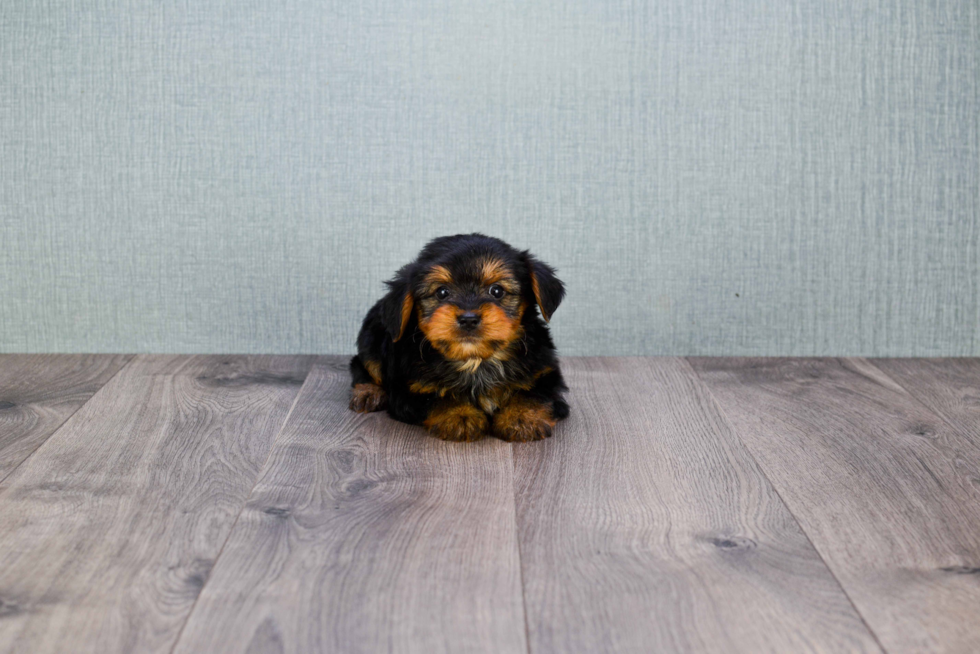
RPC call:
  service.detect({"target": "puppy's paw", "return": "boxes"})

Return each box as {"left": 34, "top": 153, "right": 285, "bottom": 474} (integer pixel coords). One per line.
{"left": 349, "top": 383, "right": 387, "bottom": 413}
{"left": 423, "top": 402, "right": 489, "bottom": 442}
{"left": 492, "top": 396, "right": 556, "bottom": 442}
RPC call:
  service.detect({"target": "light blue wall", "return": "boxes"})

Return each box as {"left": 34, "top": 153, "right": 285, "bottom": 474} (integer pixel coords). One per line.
{"left": 1, "top": 0, "right": 977, "bottom": 355}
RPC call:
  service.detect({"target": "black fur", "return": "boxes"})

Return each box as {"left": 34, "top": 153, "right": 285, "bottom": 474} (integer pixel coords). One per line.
{"left": 350, "top": 233, "right": 569, "bottom": 440}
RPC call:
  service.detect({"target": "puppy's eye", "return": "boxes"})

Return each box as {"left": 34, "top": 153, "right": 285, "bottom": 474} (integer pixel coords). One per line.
{"left": 435, "top": 287, "right": 450, "bottom": 300}
{"left": 489, "top": 284, "right": 505, "bottom": 299}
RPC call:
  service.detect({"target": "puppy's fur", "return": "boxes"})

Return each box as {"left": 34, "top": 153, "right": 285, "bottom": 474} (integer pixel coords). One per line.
{"left": 349, "top": 233, "right": 569, "bottom": 442}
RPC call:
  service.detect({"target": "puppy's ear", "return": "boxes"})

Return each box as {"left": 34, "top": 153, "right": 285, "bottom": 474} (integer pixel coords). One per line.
{"left": 521, "top": 251, "right": 565, "bottom": 322}
{"left": 381, "top": 262, "right": 418, "bottom": 342}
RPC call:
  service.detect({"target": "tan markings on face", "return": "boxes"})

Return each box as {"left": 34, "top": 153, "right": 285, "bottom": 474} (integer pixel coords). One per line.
{"left": 515, "top": 300, "right": 528, "bottom": 330}
{"left": 478, "top": 258, "right": 507, "bottom": 285}
{"left": 364, "top": 360, "right": 383, "bottom": 385}
{"left": 422, "top": 265, "right": 453, "bottom": 291}
{"left": 419, "top": 301, "right": 524, "bottom": 361}
{"left": 480, "top": 303, "right": 522, "bottom": 345}
{"left": 441, "top": 340, "right": 497, "bottom": 361}
{"left": 479, "top": 258, "right": 521, "bottom": 294}
{"left": 414, "top": 261, "right": 527, "bottom": 361}
{"left": 418, "top": 303, "right": 459, "bottom": 344}
{"left": 416, "top": 266, "right": 453, "bottom": 320}
{"left": 417, "top": 303, "right": 490, "bottom": 360}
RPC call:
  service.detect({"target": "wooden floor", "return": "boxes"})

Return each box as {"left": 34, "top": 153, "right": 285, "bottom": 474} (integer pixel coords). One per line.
{"left": 0, "top": 356, "right": 977, "bottom": 653}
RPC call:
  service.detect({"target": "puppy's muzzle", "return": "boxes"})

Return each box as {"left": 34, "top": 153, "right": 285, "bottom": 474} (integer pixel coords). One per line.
{"left": 456, "top": 311, "right": 481, "bottom": 332}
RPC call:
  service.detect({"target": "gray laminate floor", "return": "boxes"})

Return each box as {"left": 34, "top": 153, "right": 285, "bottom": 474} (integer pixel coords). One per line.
{"left": 0, "top": 355, "right": 977, "bottom": 653}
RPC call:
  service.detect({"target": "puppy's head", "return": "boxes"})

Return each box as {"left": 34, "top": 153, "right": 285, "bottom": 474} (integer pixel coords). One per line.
{"left": 380, "top": 233, "right": 565, "bottom": 361}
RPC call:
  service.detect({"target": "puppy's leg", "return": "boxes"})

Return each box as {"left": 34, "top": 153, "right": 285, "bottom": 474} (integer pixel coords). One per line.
{"left": 492, "top": 366, "right": 569, "bottom": 441}
{"left": 491, "top": 362, "right": 568, "bottom": 443}
{"left": 423, "top": 398, "right": 489, "bottom": 442}
{"left": 349, "top": 355, "right": 387, "bottom": 413}
{"left": 491, "top": 392, "right": 557, "bottom": 442}
{"left": 534, "top": 366, "right": 570, "bottom": 420}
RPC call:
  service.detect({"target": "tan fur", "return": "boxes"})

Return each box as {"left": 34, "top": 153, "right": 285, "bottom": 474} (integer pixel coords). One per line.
{"left": 492, "top": 394, "right": 556, "bottom": 442}
{"left": 475, "top": 384, "right": 517, "bottom": 414}
{"left": 457, "top": 358, "right": 482, "bottom": 374}
{"left": 349, "top": 383, "right": 387, "bottom": 413}
{"left": 530, "top": 273, "right": 549, "bottom": 322}
{"left": 422, "top": 265, "right": 453, "bottom": 289}
{"left": 533, "top": 366, "right": 553, "bottom": 379}
{"left": 423, "top": 400, "right": 489, "bottom": 442}
{"left": 419, "top": 302, "right": 524, "bottom": 361}
{"left": 393, "top": 293, "right": 414, "bottom": 342}
{"left": 478, "top": 257, "right": 507, "bottom": 285}
{"left": 480, "top": 303, "right": 522, "bottom": 345}
{"left": 409, "top": 380, "right": 448, "bottom": 396}
{"left": 364, "top": 360, "right": 383, "bottom": 385}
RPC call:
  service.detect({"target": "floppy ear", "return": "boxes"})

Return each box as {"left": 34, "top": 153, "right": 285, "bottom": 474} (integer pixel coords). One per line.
{"left": 381, "top": 263, "right": 418, "bottom": 342}
{"left": 521, "top": 251, "right": 565, "bottom": 323}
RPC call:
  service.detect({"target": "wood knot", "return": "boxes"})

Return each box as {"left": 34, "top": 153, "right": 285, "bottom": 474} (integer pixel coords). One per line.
{"left": 703, "top": 535, "right": 757, "bottom": 550}
{"left": 0, "top": 597, "right": 22, "bottom": 617}
{"left": 168, "top": 559, "right": 212, "bottom": 592}
{"left": 344, "top": 479, "right": 378, "bottom": 496}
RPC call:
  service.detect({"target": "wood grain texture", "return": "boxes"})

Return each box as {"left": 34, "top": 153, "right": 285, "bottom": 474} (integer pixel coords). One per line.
{"left": 0, "top": 354, "right": 131, "bottom": 482}
{"left": 872, "top": 358, "right": 980, "bottom": 446}
{"left": 172, "top": 356, "right": 526, "bottom": 654}
{"left": 0, "top": 355, "right": 313, "bottom": 654}
{"left": 513, "top": 357, "right": 881, "bottom": 653}
{"left": 689, "top": 357, "right": 980, "bottom": 653}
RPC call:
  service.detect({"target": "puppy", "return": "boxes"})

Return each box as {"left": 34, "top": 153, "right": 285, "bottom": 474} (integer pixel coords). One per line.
{"left": 349, "top": 233, "right": 569, "bottom": 442}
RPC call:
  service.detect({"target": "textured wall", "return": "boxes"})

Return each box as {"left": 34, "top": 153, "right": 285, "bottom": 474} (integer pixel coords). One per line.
{"left": 1, "top": 0, "right": 978, "bottom": 355}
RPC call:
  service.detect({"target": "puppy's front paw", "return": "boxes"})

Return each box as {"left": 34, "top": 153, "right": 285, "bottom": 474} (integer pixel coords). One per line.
{"left": 492, "top": 396, "right": 556, "bottom": 442}
{"left": 350, "top": 383, "right": 387, "bottom": 413}
{"left": 423, "top": 401, "right": 489, "bottom": 442}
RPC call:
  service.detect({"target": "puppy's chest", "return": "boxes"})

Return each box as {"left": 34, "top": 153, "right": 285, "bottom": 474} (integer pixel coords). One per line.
{"left": 412, "top": 358, "right": 532, "bottom": 413}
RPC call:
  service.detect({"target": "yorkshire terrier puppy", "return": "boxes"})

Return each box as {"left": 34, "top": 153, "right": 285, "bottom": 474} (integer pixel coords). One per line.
{"left": 349, "top": 233, "right": 569, "bottom": 442}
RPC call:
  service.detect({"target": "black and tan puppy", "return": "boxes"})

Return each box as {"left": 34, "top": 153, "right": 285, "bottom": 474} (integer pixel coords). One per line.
{"left": 349, "top": 233, "right": 569, "bottom": 442}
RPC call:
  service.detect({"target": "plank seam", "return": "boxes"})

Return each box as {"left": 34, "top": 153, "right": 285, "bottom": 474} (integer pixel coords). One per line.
{"left": 166, "top": 355, "right": 318, "bottom": 654}
{"left": 0, "top": 353, "right": 136, "bottom": 489}
{"left": 509, "top": 443, "right": 534, "bottom": 654}
{"left": 682, "top": 357, "right": 891, "bottom": 654}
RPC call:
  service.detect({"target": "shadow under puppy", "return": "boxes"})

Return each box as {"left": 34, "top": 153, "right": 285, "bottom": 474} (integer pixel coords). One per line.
{"left": 349, "top": 233, "right": 569, "bottom": 442}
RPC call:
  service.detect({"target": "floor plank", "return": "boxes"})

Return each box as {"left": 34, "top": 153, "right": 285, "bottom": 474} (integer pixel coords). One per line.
{"left": 871, "top": 358, "right": 980, "bottom": 447}
{"left": 0, "top": 354, "right": 314, "bottom": 654}
{"left": 689, "top": 357, "right": 980, "bottom": 653}
{"left": 0, "top": 354, "right": 131, "bottom": 482}
{"left": 172, "top": 356, "right": 527, "bottom": 654}
{"left": 514, "top": 357, "right": 881, "bottom": 653}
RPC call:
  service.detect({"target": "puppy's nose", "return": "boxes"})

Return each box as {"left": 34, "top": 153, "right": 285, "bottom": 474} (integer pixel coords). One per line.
{"left": 457, "top": 311, "right": 481, "bottom": 331}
